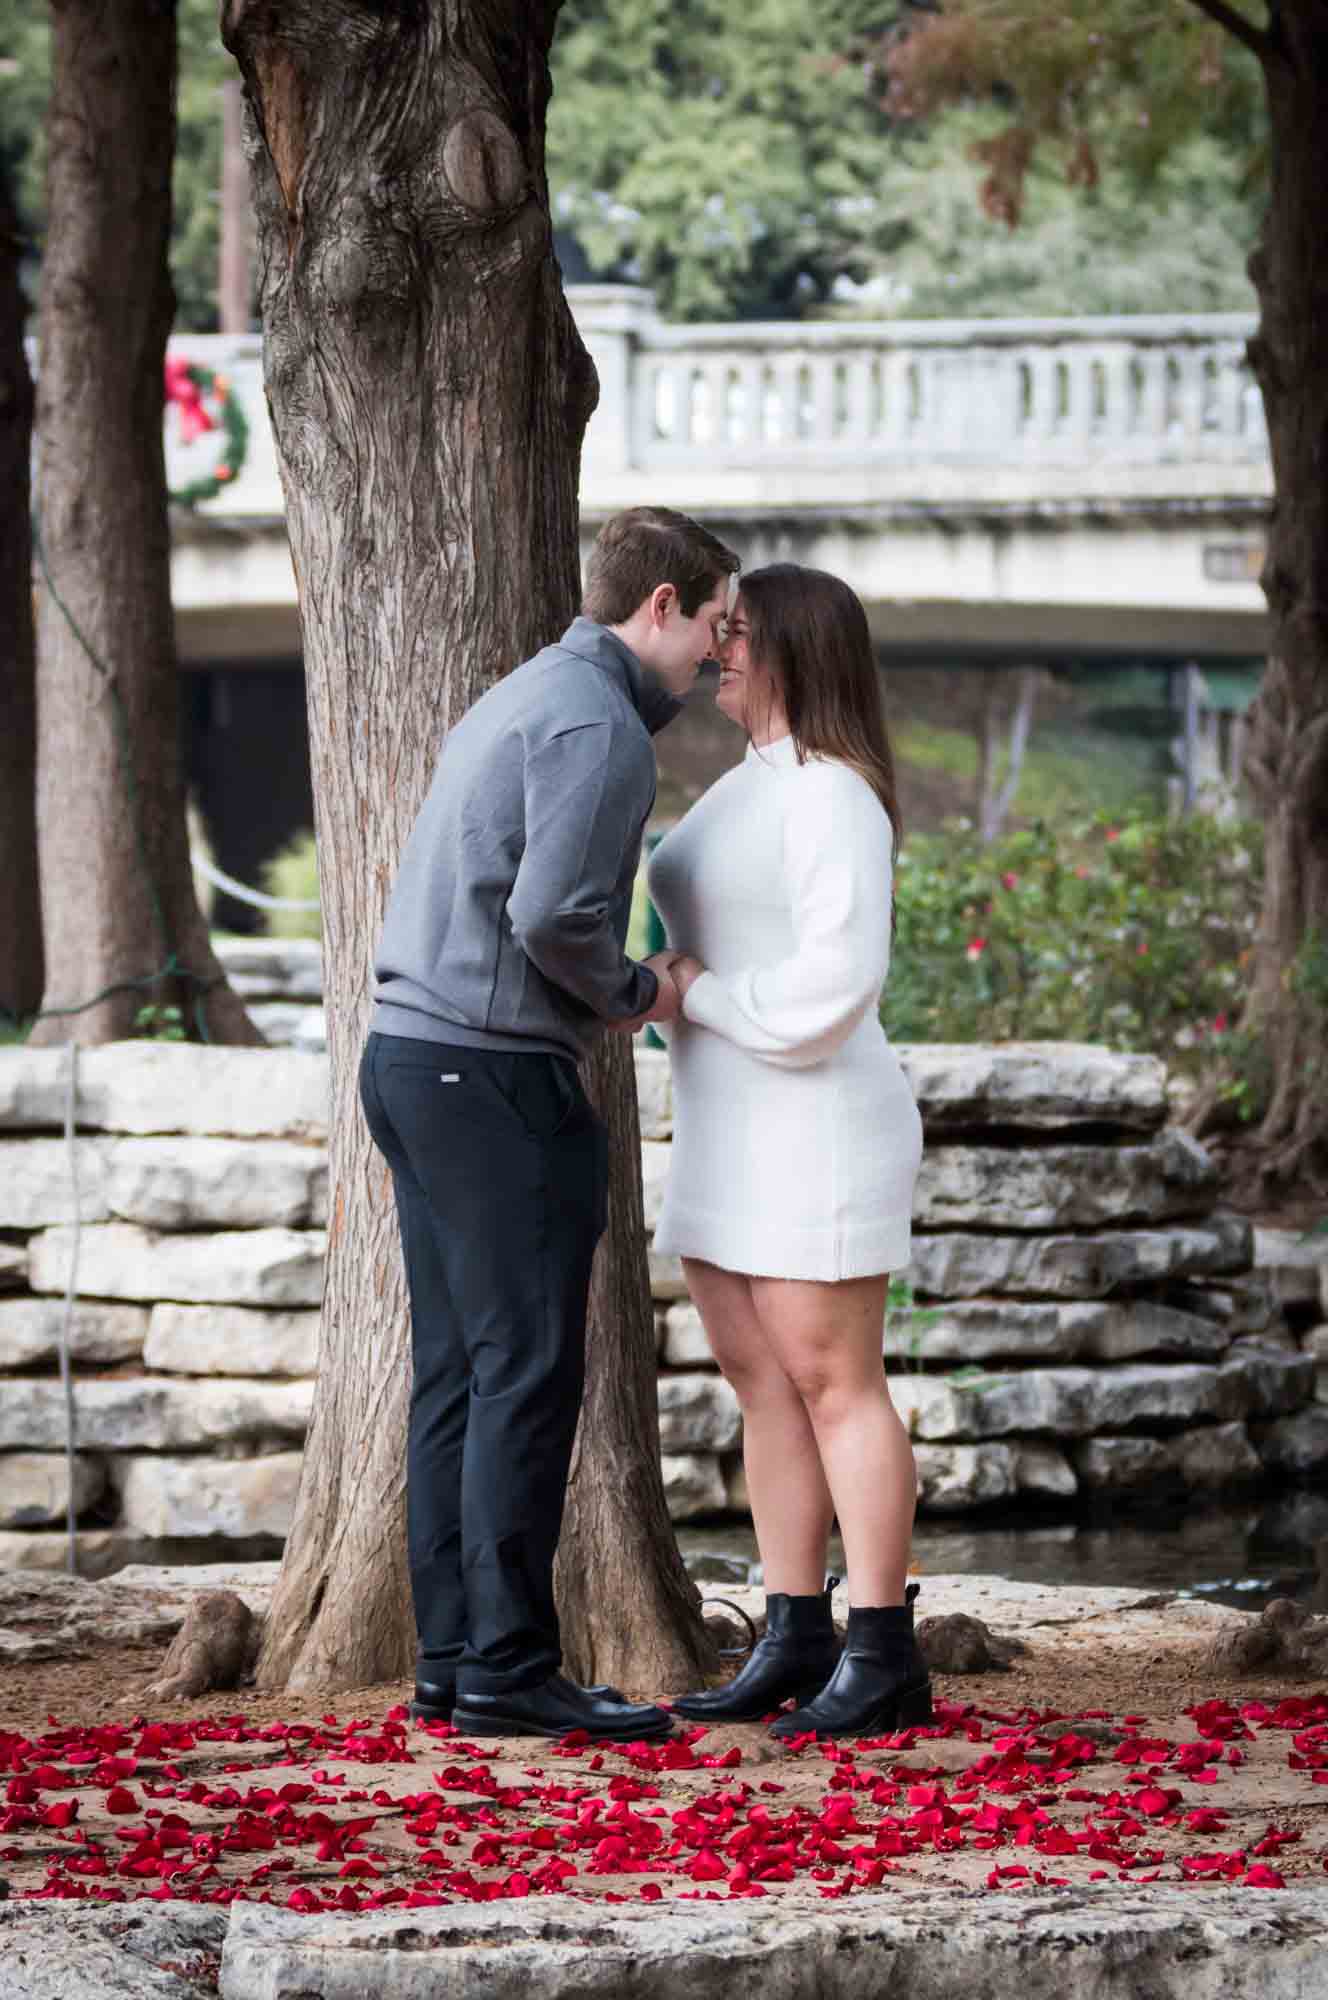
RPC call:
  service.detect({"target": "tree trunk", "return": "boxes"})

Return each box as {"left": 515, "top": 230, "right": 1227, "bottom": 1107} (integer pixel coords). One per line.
{"left": 218, "top": 77, "right": 252, "bottom": 335}
{"left": 0, "top": 163, "right": 42, "bottom": 1028}
{"left": 975, "top": 667, "right": 1039, "bottom": 844}
{"left": 225, "top": 0, "right": 711, "bottom": 1693}
{"left": 30, "top": 0, "right": 259, "bottom": 1050}
{"left": 1237, "top": 3, "right": 1328, "bottom": 1192}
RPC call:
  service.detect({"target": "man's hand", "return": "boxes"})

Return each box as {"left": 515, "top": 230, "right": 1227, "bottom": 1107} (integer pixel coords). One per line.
{"left": 607, "top": 951, "right": 685, "bottom": 1034}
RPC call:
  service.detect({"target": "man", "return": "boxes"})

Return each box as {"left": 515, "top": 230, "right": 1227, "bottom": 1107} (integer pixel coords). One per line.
{"left": 360, "top": 506, "right": 740, "bottom": 1741}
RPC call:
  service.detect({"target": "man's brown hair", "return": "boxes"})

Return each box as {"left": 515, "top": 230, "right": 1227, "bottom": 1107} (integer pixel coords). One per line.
{"left": 582, "top": 507, "right": 740, "bottom": 624}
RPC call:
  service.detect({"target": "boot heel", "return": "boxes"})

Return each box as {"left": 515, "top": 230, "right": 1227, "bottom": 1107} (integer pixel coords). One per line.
{"left": 895, "top": 1681, "right": 934, "bottom": 1728}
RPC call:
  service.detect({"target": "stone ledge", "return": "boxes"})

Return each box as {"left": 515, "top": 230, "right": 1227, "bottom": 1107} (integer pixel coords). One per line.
{"left": 885, "top": 1297, "right": 1233, "bottom": 1366}
{"left": 143, "top": 1303, "right": 319, "bottom": 1378}
{"left": 906, "top": 1215, "right": 1253, "bottom": 1300}
{"left": 28, "top": 1223, "right": 327, "bottom": 1307}
{"left": 0, "top": 1375, "right": 314, "bottom": 1452}
{"left": 0, "top": 1043, "right": 328, "bottom": 1139}
{"left": 0, "top": 1297, "right": 147, "bottom": 1369}
{"left": 897, "top": 1041, "right": 1169, "bottom": 1131}
{"left": 215, "top": 1888, "right": 1328, "bottom": 2000}
{"left": 0, "top": 1136, "right": 328, "bottom": 1232}
{"left": 915, "top": 1130, "right": 1217, "bottom": 1230}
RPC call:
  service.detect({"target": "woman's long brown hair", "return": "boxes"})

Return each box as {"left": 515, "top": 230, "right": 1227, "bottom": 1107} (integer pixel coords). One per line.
{"left": 738, "top": 563, "right": 903, "bottom": 860}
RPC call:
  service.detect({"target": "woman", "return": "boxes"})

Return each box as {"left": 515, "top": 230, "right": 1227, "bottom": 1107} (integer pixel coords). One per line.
{"left": 647, "top": 564, "right": 929, "bottom": 1740}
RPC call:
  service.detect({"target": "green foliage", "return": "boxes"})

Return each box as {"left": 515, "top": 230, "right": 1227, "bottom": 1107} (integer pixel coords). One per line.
{"left": 133, "top": 1003, "right": 187, "bottom": 1042}
{"left": 859, "top": 112, "right": 1260, "bottom": 317}
{"left": 548, "top": 0, "right": 905, "bottom": 320}
{"left": 0, "top": 0, "right": 231, "bottom": 328}
{"left": 882, "top": 811, "right": 1263, "bottom": 1093}
{"left": 261, "top": 829, "right": 322, "bottom": 943}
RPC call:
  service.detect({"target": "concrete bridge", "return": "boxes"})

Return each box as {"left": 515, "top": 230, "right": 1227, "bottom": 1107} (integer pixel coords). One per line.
{"left": 169, "top": 287, "right": 1270, "bottom": 672}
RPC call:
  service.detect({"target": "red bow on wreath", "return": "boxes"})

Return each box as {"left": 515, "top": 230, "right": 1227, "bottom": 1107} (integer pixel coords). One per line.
{"left": 164, "top": 355, "right": 217, "bottom": 444}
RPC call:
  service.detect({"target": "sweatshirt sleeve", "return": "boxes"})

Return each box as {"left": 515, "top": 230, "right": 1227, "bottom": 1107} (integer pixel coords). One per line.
{"left": 681, "top": 763, "right": 893, "bottom": 1069}
{"left": 506, "top": 720, "right": 658, "bottom": 1022}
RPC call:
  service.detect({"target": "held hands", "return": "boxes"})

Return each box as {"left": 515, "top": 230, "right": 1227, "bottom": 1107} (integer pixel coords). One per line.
{"left": 608, "top": 950, "right": 707, "bottom": 1034}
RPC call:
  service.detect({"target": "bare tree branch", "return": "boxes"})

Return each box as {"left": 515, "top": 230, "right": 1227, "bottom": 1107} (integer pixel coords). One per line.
{"left": 1182, "top": 0, "right": 1273, "bottom": 62}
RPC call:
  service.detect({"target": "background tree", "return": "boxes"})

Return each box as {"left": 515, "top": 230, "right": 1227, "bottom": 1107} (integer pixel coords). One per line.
{"left": 0, "top": 160, "right": 41, "bottom": 1029}
{"left": 29, "top": 0, "right": 257, "bottom": 1047}
{"left": 222, "top": 0, "right": 713, "bottom": 1695}
{"left": 883, "top": 0, "right": 1327, "bottom": 1192}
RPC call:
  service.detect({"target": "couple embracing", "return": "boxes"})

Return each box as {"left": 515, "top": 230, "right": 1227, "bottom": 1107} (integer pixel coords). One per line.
{"left": 361, "top": 507, "right": 930, "bottom": 1744}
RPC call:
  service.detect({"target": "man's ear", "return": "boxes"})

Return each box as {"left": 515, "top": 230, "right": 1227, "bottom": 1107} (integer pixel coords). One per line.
{"left": 650, "top": 583, "right": 676, "bottom": 626}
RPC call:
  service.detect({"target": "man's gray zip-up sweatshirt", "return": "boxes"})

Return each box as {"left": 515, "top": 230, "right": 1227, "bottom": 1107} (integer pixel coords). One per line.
{"left": 371, "top": 619, "right": 682, "bottom": 1062}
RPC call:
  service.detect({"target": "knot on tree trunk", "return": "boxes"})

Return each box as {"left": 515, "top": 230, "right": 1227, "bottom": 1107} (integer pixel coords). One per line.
{"left": 443, "top": 110, "right": 526, "bottom": 215}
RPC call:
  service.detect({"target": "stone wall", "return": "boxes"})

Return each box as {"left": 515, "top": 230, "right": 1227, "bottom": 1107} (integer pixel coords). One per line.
{"left": 0, "top": 1032, "right": 1324, "bottom": 1576}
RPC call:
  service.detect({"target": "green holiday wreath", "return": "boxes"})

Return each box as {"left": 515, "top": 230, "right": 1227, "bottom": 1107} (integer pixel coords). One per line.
{"left": 164, "top": 357, "right": 250, "bottom": 507}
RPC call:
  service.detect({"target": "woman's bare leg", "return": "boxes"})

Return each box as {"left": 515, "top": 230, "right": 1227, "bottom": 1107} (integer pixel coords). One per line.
{"left": 682, "top": 1257, "right": 835, "bottom": 1596}
{"left": 749, "top": 1273, "right": 915, "bottom": 1606}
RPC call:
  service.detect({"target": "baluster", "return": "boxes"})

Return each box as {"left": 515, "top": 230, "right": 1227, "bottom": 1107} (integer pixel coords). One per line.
{"left": 808, "top": 352, "right": 836, "bottom": 445}
{"left": 1135, "top": 346, "right": 1167, "bottom": 443}
{"left": 844, "top": 352, "right": 875, "bottom": 447}
{"left": 1064, "top": 347, "right": 1095, "bottom": 443}
{"left": 880, "top": 350, "right": 909, "bottom": 446}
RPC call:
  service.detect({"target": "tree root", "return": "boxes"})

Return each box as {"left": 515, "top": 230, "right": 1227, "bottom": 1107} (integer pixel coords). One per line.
{"left": 145, "top": 1591, "right": 263, "bottom": 1702}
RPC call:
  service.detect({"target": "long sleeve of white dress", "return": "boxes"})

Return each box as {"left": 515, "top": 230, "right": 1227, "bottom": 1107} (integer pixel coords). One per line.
{"left": 680, "top": 760, "right": 894, "bottom": 1070}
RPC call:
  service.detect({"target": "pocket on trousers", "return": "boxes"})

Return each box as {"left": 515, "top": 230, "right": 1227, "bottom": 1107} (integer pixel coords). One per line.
{"left": 496, "top": 1057, "right": 587, "bottom": 1143}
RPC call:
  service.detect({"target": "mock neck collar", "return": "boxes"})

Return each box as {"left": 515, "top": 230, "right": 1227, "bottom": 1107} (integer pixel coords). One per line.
{"left": 556, "top": 617, "right": 683, "bottom": 737}
{"left": 744, "top": 732, "right": 801, "bottom": 768}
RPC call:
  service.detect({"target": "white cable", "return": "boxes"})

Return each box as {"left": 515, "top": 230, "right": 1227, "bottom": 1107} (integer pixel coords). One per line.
{"left": 189, "top": 850, "right": 321, "bottom": 912}
{"left": 57, "top": 1042, "right": 81, "bottom": 1578}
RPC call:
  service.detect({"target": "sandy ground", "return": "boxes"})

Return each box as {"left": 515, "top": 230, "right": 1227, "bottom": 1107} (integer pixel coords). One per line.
{"left": 3, "top": 1579, "right": 1326, "bottom": 1911}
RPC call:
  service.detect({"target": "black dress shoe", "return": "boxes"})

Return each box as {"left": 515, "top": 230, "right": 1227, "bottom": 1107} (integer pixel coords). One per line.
{"left": 410, "top": 1675, "right": 629, "bottom": 1726}
{"left": 452, "top": 1672, "right": 674, "bottom": 1742}
{"left": 671, "top": 1580, "right": 841, "bottom": 1722}
{"left": 770, "top": 1588, "right": 933, "bottom": 1741}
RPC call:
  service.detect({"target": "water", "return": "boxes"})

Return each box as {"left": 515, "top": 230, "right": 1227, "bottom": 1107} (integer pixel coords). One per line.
{"left": 677, "top": 1490, "right": 1328, "bottom": 1614}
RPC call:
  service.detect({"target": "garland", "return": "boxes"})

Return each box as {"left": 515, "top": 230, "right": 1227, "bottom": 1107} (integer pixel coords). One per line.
{"left": 164, "top": 356, "right": 249, "bottom": 507}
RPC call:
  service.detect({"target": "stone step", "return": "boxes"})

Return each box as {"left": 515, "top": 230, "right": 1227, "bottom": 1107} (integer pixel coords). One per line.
{"left": 0, "top": 1135, "right": 328, "bottom": 1231}
{"left": 0, "top": 1298, "right": 147, "bottom": 1369}
{"left": 0, "top": 1374, "right": 313, "bottom": 1452}
{"left": 1071, "top": 1423, "right": 1262, "bottom": 1494}
{"left": 905, "top": 1214, "right": 1252, "bottom": 1300}
{"left": 886, "top": 1297, "right": 1233, "bottom": 1365}
{"left": 28, "top": 1222, "right": 327, "bottom": 1307}
{"left": 0, "top": 1043, "right": 327, "bottom": 1139}
{"left": 915, "top": 1130, "right": 1217, "bottom": 1231}
{"left": 897, "top": 1042, "right": 1168, "bottom": 1131}
{"left": 144, "top": 1303, "right": 319, "bottom": 1377}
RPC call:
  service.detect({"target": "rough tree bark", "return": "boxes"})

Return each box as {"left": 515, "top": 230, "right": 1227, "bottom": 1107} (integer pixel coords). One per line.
{"left": 29, "top": 0, "right": 259, "bottom": 1051}
{"left": 224, "top": 0, "right": 713, "bottom": 1693}
{"left": 0, "top": 163, "right": 42, "bottom": 1027}
{"left": 1232, "top": 0, "right": 1328, "bottom": 1191}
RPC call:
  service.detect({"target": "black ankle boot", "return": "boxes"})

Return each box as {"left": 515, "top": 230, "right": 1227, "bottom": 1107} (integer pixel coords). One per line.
{"left": 769, "top": 1585, "right": 932, "bottom": 1740}
{"left": 671, "top": 1579, "right": 842, "bottom": 1723}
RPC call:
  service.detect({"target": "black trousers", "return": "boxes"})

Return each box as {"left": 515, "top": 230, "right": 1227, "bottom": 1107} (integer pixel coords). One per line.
{"left": 359, "top": 1031, "right": 607, "bottom": 1695}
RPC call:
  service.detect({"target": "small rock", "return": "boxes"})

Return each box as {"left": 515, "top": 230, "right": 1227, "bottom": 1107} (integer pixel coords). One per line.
{"left": 916, "top": 1612, "right": 1025, "bottom": 1674}
{"left": 1202, "top": 1596, "right": 1328, "bottom": 1677}
{"left": 145, "top": 1589, "right": 261, "bottom": 1701}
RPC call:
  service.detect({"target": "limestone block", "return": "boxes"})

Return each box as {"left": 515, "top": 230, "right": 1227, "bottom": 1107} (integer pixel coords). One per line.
{"left": 109, "top": 1452, "right": 302, "bottom": 1539}
{"left": 0, "top": 1451, "right": 105, "bottom": 1526}
{"left": 0, "top": 1041, "right": 328, "bottom": 1138}
{"left": 0, "top": 1528, "right": 123, "bottom": 1573}
{"left": 634, "top": 1049, "right": 672, "bottom": 1140}
{"left": 102, "top": 1137, "right": 328, "bottom": 1230}
{"left": 660, "top": 1452, "right": 726, "bottom": 1520}
{"left": 247, "top": 1003, "right": 328, "bottom": 1053}
{"left": 663, "top": 1303, "right": 715, "bottom": 1368}
{"left": 0, "top": 1297, "right": 147, "bottom": 1368}
{"left": 1217, "top": 1342, "right": 1314, "bottom": 1419}
{"left": 884, "top": 1298, "right": 1228, "bottom": 1367}
{"left": 1172, "top": 1421, "right": 1263, "bottom": 1491}
{"left": 1165, "top": 1276, "right": 1279, "bottom": 1339}
{"left": 0, "top": 1375, "right": 314, "bottom": 1452}
{"left": 214, "top": 935, "right": 324, "bottom": 1000}
{"left": 1072, "top": 1425, "right": 1261, "bottom": 1495}
{"left": 649, "top": 1245, "right": 689, "bottom": 1302}
{"left": 913, "top": 1440, "right": 1076, "bottom": 1514}
{"left": 0, "top": 1137, "right": 110, "bottom": 1227}
{"left": 144, "top": 1304, "right": 319, "bottom": 1377}
{"left": 0, "top": 1241, "right": 26, "bottom": 1289}
{"left": 640, "top": 1139, "right": 671, "bottom": 1233}
{"left": 1252, "top": 1406, "right": 1328, "bottom": 1483}
{"left": 914, "top": 1130, "right": 1217, "bottom": 1232}
{"left": 897, "top": 1042, "right": 1168, "bottom": 1132}
{"left": 888, "top": 1363, "right": 1232, "bottom": 1443}
{"left": 29, "top": 1222, "right": 327, "bottom": 1306}
{"left": 658, "top": 1372, "right": 742, "bottom": 1452}
{"left": 906, "top": 1215, "right": 1252, "bottom": 1301}
{"left": 1253, "top": 1226, "right": 1328, "bottom": 1308}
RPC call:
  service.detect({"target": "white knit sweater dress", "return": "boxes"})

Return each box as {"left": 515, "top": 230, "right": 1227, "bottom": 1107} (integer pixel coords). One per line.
{"left": 647, "top": 734, "right": 922, "bottom": 1281}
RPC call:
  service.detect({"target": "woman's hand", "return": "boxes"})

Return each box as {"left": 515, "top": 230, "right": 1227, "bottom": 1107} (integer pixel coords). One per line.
{"left": 669, "top": 953, "right": 706, "bottom": 1002}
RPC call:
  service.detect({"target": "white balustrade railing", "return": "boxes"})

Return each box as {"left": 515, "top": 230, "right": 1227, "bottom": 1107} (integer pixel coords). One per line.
{"left": 109, "top": 291, "right": 1266, "bottom": 528}
{"left": 622, "top": 312, "right": 1264, "bottom": 468}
